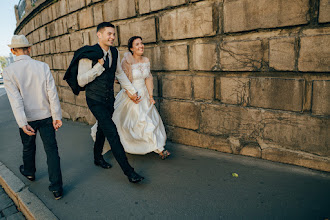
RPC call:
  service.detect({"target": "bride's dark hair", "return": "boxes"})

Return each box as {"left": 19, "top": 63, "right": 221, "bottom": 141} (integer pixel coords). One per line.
{"left": 128, "top": 36, "right": 143, "bottom": 54}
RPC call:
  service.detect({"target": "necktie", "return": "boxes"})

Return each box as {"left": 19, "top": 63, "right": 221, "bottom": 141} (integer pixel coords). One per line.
{"left": 104, "top": 52, "right": 109, "bottom": 69}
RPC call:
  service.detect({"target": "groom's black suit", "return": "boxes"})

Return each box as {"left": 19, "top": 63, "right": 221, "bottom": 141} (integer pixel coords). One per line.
{"left": 65, "top": 44, "right": 134, "bottom": 176}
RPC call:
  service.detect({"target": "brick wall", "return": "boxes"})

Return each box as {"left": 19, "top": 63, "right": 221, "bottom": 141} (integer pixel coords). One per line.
{"left": 15, "top": 0, "right": 330, "bottom": 171}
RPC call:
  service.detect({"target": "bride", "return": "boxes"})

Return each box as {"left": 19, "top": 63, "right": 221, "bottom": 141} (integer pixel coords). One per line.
{"left": 91, "top": 36, "right": 170, "bottom": 159}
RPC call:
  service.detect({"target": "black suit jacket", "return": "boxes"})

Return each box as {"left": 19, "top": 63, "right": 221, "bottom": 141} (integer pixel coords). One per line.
{"left": 63, "top": 44, "right": 104, "bottom": 95}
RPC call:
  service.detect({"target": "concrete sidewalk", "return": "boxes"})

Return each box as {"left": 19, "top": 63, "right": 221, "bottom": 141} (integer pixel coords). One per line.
{"left": 0, "top": 92, "right": 329, "bottom": 220}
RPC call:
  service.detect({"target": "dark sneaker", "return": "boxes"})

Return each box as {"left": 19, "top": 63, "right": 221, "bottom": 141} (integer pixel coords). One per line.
{"left": 19, "top": 165, "right": 35, "bottom": 181}
{"left": 53, "top": 189, "right": 63, "bottom": 200}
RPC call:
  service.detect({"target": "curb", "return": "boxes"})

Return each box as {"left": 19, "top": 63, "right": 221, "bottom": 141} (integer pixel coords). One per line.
{"left": 0, "top": 162, "right": 58, "bottom": 220}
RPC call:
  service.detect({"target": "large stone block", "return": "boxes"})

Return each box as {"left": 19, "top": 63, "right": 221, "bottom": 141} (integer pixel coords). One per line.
{"left": 33, "top": 14, "right": 42, "bottom": 29}
{"left": 220, "top": 40, "right": 263, "bottom": 71}
{"left": 319, "top": 0, "right": 330, "bottom": 23}
{"left": 26, "top": 34, "right": 33, "bottom": 46}
{"left": 250, "top": 78, "right": 304, "bottom": 112}
{"left": 39, "top": 26, "right": 47, "bottom": 41}
{"left": 160, "top": 100, "right": 200, "bottom": 130}
{"left": 48, "top": 22, "right": 56, "bottom": 38}
{"left": 75, "top": 91, "right": 88, "bottom": 107}
{"left": 139, "top": 0, "right": 186, "bottom": 14}
{"left": 32, "top": 30, "right": 40, "bottom": 44}
{"left": 119, "top": 18, "right": 156, "bottom": 45}
{"left": 68, "top": 0, "right": 86, "bottom": 12}
{"left": 104, "top": 0, "right": 136, "bottom": 21}
{"left": 37, "top": 42, "right": 45, "bottom": 55}
{"left": 54, "top": 37, "right": 61, "bottom": 53}
{"left": 52, "top": 54, "right": 65, "bottom": 70}
{"left": 262, "top": 145, "right": 330, "bottom": 172}
{"left": 159, "top": 2, "right": 215, "bottom": 40}
{"left": 240, "top": 143, "right": 262, "bottom": 158}
{"left": 312, "top": 80, "right": 330, "bottom": 116}
{"left": 152, "top": 74, "right": 159, "bottom": 96}
{"left": 269, "top": 37, "right": 296, "bottom": 71}
{"left": 192, "top": 43, "right": 218, "bottom": 71}
{"left": 88, "top": 27, "right": 98, "bottom": 45}
{"left": 54, "top": 18, "right": 66, "bottom": 36}
{"left": 57, "top": 71, "right": 68, "bottom": 87}
{"left": 60, "top": 87, "right": 75, "bottom": 104}
{"left": 298, "top": 35, "right": 330, "bottom": 72}
{"left": 67, "top": 13, "right": 79, "bottom": 31}
{"left": 217, "top": 77, "right": 250, "bottom": 105}
{"left": 302, "top": 27, "right": 330, "bottom": 36}
{"left": 93, "top": 4, "right": 104, "bottom": 25}
{"left": 51, "top": 4, "right": 57, "bottom": 20}
{"left": 61, "top": 103, "right": 96, "bottom": 124}
{"left": 55, "top": 0, "right": 68, "bottom": 17}
{"left": 200, "top": 103, "right": 329, "bottom": 157}
{"left": 193, "top": 76, "right": 214, "bottom": 100}
{"left": 262, "top": 111, "right": 329, "bottom": 157}
{"left": 44, "top": 56, "right": 53, "bottom": 69}
{"left": 79, "top": 7, "right": 94, "bottom": 29}
{"left": 49, "top": 39, "right": 56, "bottom": 54}
{"left": 82, "top": 30, "right": 91, "bottom": 46}
{"left": 62, "top": 53, "right": 70, "bottom": 70}
{"left": 70, "top": 31, "right": 83, "bottom": 51}
{"left": 30, "top": 45, "right": 37, "bottom": 57}
{"left": 223, "top": 0, "right": 309, "bottom": 33}
{"left": 59, "top": 35, "right": 71, "bottom": 52}
{"left": 41, "top": 7, "right": 53, "bottom": 25}
{"left": 162, "top": 75, "right": 192, "bottom": 99}
{"left": 66, "top": 52, "right": 74, "bottom": 67}
{"left": 144, "top": 44, "right": 188, "bottom": 71}
{"left": 25, "top": 20, "right": 35, "bottom": 34}
{"left": 166, "top": 126, "right": 233, "bottom": 153}
{"left": 200, "top": 104, "right": 262, "bottom": 138}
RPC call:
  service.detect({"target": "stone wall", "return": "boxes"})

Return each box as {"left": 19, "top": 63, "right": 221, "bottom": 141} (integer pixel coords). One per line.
{"left": 15, "top": 0, "right": 330, "bottom": 171}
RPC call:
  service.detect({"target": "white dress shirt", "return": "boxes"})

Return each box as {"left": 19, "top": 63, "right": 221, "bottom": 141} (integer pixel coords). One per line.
{"left": 77, "top": 47, "right": 137, "bottom": 95}
{"left": 3, "top": 55, "right": 62, "bottom": 128}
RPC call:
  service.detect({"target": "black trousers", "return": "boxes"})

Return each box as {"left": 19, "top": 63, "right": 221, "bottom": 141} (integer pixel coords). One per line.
{"left": 86, "top": 97, "right": 134, "bottom": 176}
{"left": 19, "top": 117, "right": 63, "bottom": 191}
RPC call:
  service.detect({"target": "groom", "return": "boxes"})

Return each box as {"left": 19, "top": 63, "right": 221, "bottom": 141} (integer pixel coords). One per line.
{"left": 64, "top": 22, "right": 144, "bottom": 183}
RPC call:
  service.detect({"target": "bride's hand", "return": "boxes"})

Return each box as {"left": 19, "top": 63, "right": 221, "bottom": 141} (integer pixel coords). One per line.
{"left": 126, "top": 90, "right": 141, "bottom": 104}
{"left": 149, "top": 96, "right": 156, "bottom": 105}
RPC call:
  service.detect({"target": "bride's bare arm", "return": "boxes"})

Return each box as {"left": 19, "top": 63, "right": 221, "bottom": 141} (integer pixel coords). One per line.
{"left": 145, "top": 73, "right": 155, "bottom": 104}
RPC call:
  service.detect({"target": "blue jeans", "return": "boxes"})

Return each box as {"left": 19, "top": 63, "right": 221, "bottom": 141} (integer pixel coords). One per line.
{"left": 86, "top": 97, "right": 134, "bottom": 176}
{"left": 19, "top": 117, "right": 63, "bottom": 191}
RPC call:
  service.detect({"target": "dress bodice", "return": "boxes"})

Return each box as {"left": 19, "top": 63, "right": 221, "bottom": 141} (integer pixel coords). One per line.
{"left": 131, "top": 62, "right": 151, "bottom": 88}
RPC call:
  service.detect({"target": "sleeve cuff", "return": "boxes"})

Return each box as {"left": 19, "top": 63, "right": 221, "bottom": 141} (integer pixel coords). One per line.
{"left": 93, "top": 62, "right": 105, "bottom": 75}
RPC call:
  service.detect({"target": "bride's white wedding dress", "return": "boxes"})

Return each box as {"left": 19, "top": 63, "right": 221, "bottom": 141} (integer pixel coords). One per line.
{"left": 91, "top": 53, "right": 166, "bottom": 155}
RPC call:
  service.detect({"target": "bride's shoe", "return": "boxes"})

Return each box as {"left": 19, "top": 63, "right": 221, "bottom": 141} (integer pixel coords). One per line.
{"left": 159, "top": 150, "right": 171, "bottom": 160}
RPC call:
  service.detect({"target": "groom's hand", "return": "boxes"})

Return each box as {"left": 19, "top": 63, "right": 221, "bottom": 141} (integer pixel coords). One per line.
{"left": 98, "top": 58, "right": 104, "bottom": 65}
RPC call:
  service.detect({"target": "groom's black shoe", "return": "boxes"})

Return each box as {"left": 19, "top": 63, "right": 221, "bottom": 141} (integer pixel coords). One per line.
{"left": 94, "top": 159, "right": 112, "bottom": 169}
{"left": 19, "top": 165, "right": 35, "bottom": 181}
{"left": 127, "top": 171, "right": 144, "bottom": 183}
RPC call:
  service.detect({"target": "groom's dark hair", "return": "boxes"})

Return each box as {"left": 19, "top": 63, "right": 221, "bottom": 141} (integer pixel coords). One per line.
{"left": 97, "top": 22, "right": 115, "bottom": 33}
